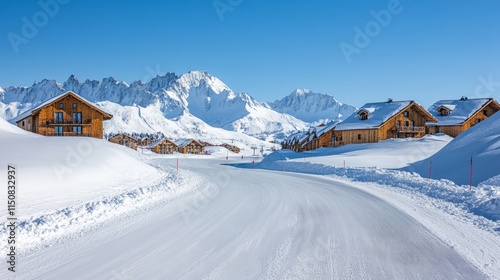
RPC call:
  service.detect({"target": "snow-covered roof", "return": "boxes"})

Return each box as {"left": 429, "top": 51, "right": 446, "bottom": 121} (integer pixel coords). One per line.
{"left": 145, "top": 137, "right": 175, "bottom": 149}
{"left": 335, "top": 101, "right": 412, "bottom": 131}
{"left": 174, "top": 139, "right": 202, "bottom": 148}
{"left": 316, "top": 121, "right": 339, "bottom": 137}
{"left": 427, "top": 98, "right": 494, "bottom": 126}
{"left": 12, "top": 91, "right": 113, "bottom": 123}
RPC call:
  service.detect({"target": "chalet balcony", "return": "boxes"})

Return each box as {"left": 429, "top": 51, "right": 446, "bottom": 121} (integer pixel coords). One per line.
{"left": 46, "top": 119, "right": 92, "bottom": 126}
{"left": 43, "top": 132, "right": 92, "bottom": 137}
{"left": 396, "top": 126, "right": 425, "bottom": 133}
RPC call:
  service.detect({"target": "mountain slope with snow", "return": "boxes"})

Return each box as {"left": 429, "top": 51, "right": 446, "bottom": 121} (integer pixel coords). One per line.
{"left": 268, "top": 89, "right": 357, "bottom": 123}
{"left": 0, "top": 71, "right": 314, "bottom": 141}
{"left": 407, "top": 112, "right": 500, "bottom": 185}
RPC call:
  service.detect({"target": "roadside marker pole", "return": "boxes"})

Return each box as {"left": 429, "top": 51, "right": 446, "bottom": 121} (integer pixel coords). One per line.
{"left": 469, "top": 156, "right": 473, "bottom": 191}
{"left": 177, "top": 158, "right": 179, "bottom": 173}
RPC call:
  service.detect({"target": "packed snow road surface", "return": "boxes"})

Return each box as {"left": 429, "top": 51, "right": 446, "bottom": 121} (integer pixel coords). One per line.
{"left": 13, "top": 159, "right": 484, "bottom": 279}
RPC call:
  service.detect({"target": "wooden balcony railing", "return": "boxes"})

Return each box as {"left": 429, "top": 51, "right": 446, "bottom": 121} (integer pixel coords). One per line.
{"left": 396, "top": 126, "right": 425, "bottom": 133}
{"left": 43, "top": 132, "right": 92, "bottom": 137}
{"left": 46, "top": 119, "right": 92, "bottom": 125}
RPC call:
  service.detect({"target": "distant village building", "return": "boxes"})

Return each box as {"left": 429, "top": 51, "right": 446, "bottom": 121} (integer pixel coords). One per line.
{"left": 148, "top": 138, "right": 178, "bottom": 154}
{"left": 139, "top": 136, "right": 153, "bottom": 147}
{"left": 334, "top": 100, "right": 437, "bottom": 145}
{"left": 302, "top": 122, "right": 339, "bottom": 151}
{"left": 426, "top": 97, "right": 500, "bottom": 137}
{"left": 221, "top": 143, "right": 241, "bottom": 153}
{"left": 15, "top": 91, "right": 112, "bottom": 138}
{"left": 108, "top": 134, "right": 138, "bottom": 150}
{"left": 175, "top": 139, "right": 204, "bottom": 154}
{"left": 281, "top": 127, "right": 317, "bottom": 152}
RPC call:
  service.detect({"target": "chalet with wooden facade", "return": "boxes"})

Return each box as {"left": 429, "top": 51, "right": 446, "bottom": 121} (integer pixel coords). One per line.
{"left": 281, "top": 127, "right": 316, "bottom": 152}
{"left": 15, "top": 91, "right": 112, "bottom": 139}
{"left": 108, "top": 134, "right": 138, "bottom": 150}
{"left": 148, "top": 138, "right": 178, "bottom": 154}
{"left": 221, "top": 143, "right": 241, "bottom": 153}
{"left": 139, "top": 137, "right": 153, "bottom": 147}
{"left": 302, "top": 122, "right": 339, "bottom": 151}
{"left": 426, "top": 97, "right": 500, "bottom": 137}
{"left": 175, "top": 139, "right": 204, "bottom": 154}
{"left": 334, "top": 100, "right": 438, "bottom": 145}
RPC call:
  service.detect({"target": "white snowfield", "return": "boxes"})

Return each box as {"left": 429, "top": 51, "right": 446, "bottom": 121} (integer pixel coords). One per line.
{"left": 1, "top": 118, "right": 499, "bottom": 279}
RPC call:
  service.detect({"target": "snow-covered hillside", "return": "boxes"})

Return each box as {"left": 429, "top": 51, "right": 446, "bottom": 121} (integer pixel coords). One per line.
{"left": 267, "top": 89, "right": 357, "bottom": 123}
{"left": 408, "top": 112, "right": 500, "bottom": 185}
{"left": 0, "top": 71, "right": 315, "bottom": 141}
{"left": 0, "top": 117, "right": 164, "bottom": 215}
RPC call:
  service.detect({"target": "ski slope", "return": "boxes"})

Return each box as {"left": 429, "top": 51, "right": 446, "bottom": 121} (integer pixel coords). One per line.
{"left": 6, "top": 158, "right": 490, "bottom": 279}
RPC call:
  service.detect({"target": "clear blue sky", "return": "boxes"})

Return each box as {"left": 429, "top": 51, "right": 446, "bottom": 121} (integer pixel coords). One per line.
{"left": 1, "top": 0, "right": 500, "bottom": 108}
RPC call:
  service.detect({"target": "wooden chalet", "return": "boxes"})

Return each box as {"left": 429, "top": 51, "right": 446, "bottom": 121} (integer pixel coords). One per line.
{"left": 302, "top": 122, "right": 339, "bottom": 151}
{"left": 15, "top": 91, "right": 112, "bottom": 139}
{"left": 426, "top": 97, "right": 500, "bottom": 137}
{"left": 148, "top": 138, "right": 178, "bottom": 154}
{"left": 175, "top": 139, "right": 204, "bottom": 154}
{"left": 221, "top": 143, "right": 241, "bottom": 153}
{"left": 108, "top": 134, "right": 138, "bottom": 150}
{"left": 281, "top": 127, "right": 316, "bottom": 152}
{"left": 139, "top": 137, "right": 153, "bottom": 147}
{"left": 334, "top": 100, "right": 437, "bottom": 145}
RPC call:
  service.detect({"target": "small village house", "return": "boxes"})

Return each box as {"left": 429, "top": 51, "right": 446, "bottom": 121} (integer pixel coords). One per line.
{"left": 281, "top": 127, "right": 316, "bottom": 152}
{"left": 221, "top": 143, "right": 241, "bottom": 153}
{"left": 108, "top": 134, "right": 138, "bottom": 150}
{"left": 139, "top": 136, "right": 153, "bottom": 147}
{"left": 148, "top": 138, "right": 178, "bottom": 154}
{"left": 334, "top": 100, "right": 438, "bottom": 145}
{"left": 426, "top": 97, "right": 500, "bottom": 137}
{"left": 15, "top": 91, "right": 112, "bottom": 138}
{"left": 175, "top": 139, "right": 204, "bottom": 154}
{"left": 302, "top": 122, "right": 339, "bottom": 151}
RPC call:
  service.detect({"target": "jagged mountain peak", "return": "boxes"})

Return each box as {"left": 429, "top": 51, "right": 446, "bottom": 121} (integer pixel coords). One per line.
{"left": 268, "top": 89, "right": 357, "bottom": 123}
{"left": 291, "top": 88, "right": 314, "bottom": 95}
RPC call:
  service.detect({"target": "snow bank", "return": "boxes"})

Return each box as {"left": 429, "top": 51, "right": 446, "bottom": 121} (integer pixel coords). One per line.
{"left": 408, "top": 111, "right": 500, "bottom": 185}
{"left": 0, "top": 118, "right": 163, "bottom": 216}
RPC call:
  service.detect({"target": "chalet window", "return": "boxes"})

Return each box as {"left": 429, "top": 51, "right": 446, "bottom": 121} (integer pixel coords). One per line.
{"left": 483, "top": 110, "right": 488, "bottom": 117}
{"left": 440, "top": 110, "right": 450, "bottom": 116}
{"left": 72, "top": 112, "right": 82, "bottom": 124}
{"left": 403, "top": 111, "right": 409, "bottom": 117}
{"left": 397, "top": 120, "right": 401, "bottom": 127}
{"left": 475, "top": 119, "right": 481, "bottom": 124}
{"left": 404, "top": 121, "right": 409, "bottom": 127}
{"left": 59, "top": 103, "right": 64, "bottom": 109}
{"left": 357, "top": 134, "right": 362, "bottom": 140}
{"left": 73, "top": 103, "right": 77, "bottom": 109}
{"left": 55, "top": 126, "right": 63, "bottom": 136}
{"left": 22, "top": 121, "right": 25, "bottom": 126}
{"left": 411, "top": 121, "right": 415, "bottom": 127}
{"left": 55, "top": 112, "right": 63, "bottom": 124}
{"left": 73, "top": 126, "right": 82, "bottom": 135}
{"left": 360, "top": 113, "right": 368, "bottom": 120}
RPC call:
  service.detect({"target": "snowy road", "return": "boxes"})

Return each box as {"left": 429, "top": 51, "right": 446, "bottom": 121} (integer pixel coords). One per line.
{"left": 13, "top": 158, "right": 484, "bottom": 279}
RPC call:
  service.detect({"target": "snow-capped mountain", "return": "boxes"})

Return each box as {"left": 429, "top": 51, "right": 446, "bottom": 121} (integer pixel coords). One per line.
{"left": 268, "top": 89, "right": 357, "bottom": 123}
{"left": 0, "top": 71, "right": 319, "bottom": 142}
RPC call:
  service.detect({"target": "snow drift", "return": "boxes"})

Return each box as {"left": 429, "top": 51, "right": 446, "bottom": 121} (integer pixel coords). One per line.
{"left": 408, "top": 111, "right": 500, "bottom": 185}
